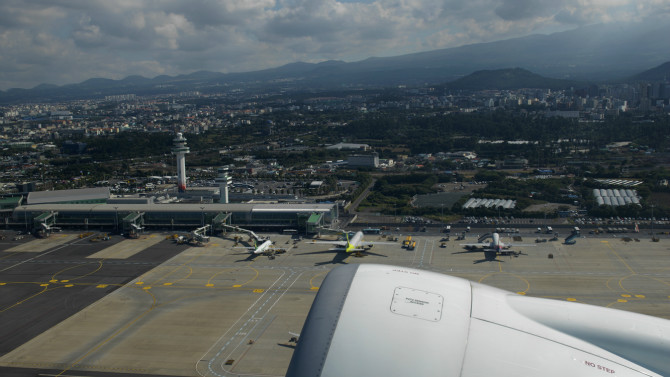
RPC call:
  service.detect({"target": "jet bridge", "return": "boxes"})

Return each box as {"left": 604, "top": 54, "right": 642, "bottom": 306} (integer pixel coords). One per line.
{"left": 33, "top": 211, "right": 58, "bottom": 238}
{"left": 477, "top": 233, "right": 492, "bottom": 243}
{"left": 211, "top": 212, "right": 232, "bottom": 234}
{"left": 564, "top": 227, "right": 580, "bottom": 245}
{"left": 191, "top": 225, "right": 211, "bottom": 245}
{"left": 122, "top": 212, "right": 145, "bottom": 238}
{"left": 306, "top": 213, "right": 324, "bottom": 235}
{"left": 219, "top": 223, "right": 264, "bottom": 242}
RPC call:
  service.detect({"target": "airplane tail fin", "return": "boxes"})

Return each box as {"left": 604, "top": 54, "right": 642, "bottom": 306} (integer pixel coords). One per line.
{"left": 344, "top": 232, "right": 352, "bottom": 249}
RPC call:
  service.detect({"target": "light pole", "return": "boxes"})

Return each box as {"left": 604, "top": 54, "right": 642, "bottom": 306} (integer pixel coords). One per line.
{"left": 200, "top": 206, "right": 205, "bottom": 227}
{"left": 113, "top": 206, "right": 118, "bottom": 233}
{"left": 651, "top": 204, "right": 656, "bottom": 241}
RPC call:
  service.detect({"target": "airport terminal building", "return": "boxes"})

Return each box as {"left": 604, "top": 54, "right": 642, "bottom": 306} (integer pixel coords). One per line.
{"left": 10, "top": 188, "right": 337, "bottom": 236}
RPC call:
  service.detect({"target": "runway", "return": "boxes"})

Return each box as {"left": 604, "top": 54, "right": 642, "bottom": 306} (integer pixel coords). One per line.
{"left": 0, "top": 230, "right": 669, "bottom": 376}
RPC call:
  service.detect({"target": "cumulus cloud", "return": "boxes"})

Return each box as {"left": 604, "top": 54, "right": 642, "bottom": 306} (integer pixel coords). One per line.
{"left": 0, "top": 0, "right": 668, "bottom": 89}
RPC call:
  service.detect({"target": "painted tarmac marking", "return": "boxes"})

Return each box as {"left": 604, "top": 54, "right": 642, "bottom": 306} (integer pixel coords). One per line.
{"left": 236, "top": 267, "right": 260, "bottom": 287}
{"left": 196, "top": 268, "right": 307, "bottom": 377}
{"left": 167, "top": 266, "right": 194, "bottom": 286}
{"left": 603, "top": 241, "right": 636, "bottom": 274}
{"left": 212, "top": 271, "right": 304, "bottom": 376}
{"left": 196, "top": 269, "right": 289, "bottom": 376}
{"left": 0, "top": 285, "right": 65, "bottom": 313}
{"left": 0, "top": 242, "right": 72, "bottom": 272}
{"left": 207, "top": 268, "right": 236, "bottom": 287}
{"left": 308, "top": 271, "right": 327, "bottom": 290}
{"left": 50, "top": 260, "right": 104, "bottom": 282}
{"left": 55, "top": 288, "right": 159, "bottom": 376}
{"left": 149, "top": 249, "right": 205, "bottom": 286}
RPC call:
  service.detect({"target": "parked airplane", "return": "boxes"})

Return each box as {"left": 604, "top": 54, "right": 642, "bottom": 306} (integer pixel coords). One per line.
{"left": 311, "top": 231, "right": 395, "bottom": 254}
{"left": 287, "top": 264, "right": 670, "bottom": 377}
{"left": 248, "top": 239, "right": 275, "bottom": 254}
{"left": 460, "top": 232, "right": 534, "bottom": 255}
{"left": 237, "top": 238, "right": 285, "bottom": 258}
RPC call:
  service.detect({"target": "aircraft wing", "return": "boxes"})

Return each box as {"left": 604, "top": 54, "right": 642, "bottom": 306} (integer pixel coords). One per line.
{"left": 361, "top": 241, "right": 397, "bottom": 247}
{"left": 508, "top": 243, "right": 536, "bottom": 247}
{"left": 310, "top": 240, "right": 347, "bottom": 246}
{"left": 459, "top": 242, "right": 489, "bottom": 248}
{"left": 286, "top": 264, "right": 670, "bottom": 377}
{"left": 233, "top": 246, "right": 256, "bottom": 250}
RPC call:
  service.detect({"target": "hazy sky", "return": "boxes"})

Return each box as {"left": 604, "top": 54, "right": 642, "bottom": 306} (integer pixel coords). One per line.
{"left": 1, "top": 0, "right": 669, "bottom": 90}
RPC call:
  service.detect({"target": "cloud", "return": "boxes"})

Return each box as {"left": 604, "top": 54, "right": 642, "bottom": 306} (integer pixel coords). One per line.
{"left": 0, "top": 0, "right": 668, "bottom": 90}
{"left": 494, "top": 0, "right": 558, "bottom": 21}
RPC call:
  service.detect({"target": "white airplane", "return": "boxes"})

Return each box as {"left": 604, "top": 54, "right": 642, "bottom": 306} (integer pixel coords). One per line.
{"left": 286, "top": 264, "right": 670, "bottom": 377}
{"left": 311, "top": 231, "right": 395, "bottom": 254}
{"left": 460, "top": 232, "right": 534, "bottom": 254}
{"left": 238, "top": 238, "right": 284, "bottom": 256}
{"left": 249, "top": 239, "right": 274, "bottom": 254}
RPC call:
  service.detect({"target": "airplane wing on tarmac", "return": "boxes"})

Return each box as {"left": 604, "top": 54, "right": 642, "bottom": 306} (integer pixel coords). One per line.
{"left": 286, "top": 264, "right": 670, "bottom": 377}
{"left": 458, "top": 242, "right": 491, "bottom": 249}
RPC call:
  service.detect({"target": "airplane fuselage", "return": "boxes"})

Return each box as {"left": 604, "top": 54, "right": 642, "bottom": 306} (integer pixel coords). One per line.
{"left": 253, "top": 240, "right": 273, "bottom": 254}
{"left": 344, "top": 231, "right": 365, "bottom": 253}
{"left": 491, "top": 232, "right": 504, "bottom": 252}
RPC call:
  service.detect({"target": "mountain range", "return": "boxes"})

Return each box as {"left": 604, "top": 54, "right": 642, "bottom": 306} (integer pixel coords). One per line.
{"left": 1, "top": 22, "right": 669, "bottom": 104}
{"left": 441, "top": 68, "right": 583, "bottom": 91}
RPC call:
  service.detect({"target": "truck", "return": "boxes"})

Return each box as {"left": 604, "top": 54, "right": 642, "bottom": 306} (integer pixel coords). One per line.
{"left": 408, "top": 241, "right": 417, "bottom": 250}
{"left": 402, "top": 235, "right": 412, "bottom": 248}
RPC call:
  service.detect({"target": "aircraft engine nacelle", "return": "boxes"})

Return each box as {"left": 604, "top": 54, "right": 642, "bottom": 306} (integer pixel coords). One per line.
{"left": 287, "top": 264, "right": 670, "bottom": 377}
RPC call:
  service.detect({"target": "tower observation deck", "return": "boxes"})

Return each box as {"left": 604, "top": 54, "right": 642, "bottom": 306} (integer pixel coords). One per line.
{"left": 172, "top": 132, "right": 190, "bottom": 193}
{"left": 214, "top": 167, "right": 232, "bottom": 203}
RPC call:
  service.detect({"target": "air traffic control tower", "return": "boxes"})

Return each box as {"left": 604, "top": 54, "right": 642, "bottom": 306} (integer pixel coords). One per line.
{"left": 215, "top": 167, "right": 232, "bottom": 203}
{"left": 172, "top": 132, "right": 190, "bottom": 193}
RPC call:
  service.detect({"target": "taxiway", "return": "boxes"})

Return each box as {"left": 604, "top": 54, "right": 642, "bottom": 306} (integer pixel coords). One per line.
{"left": 0, "top": 230, "right": 668, "bottom": 377}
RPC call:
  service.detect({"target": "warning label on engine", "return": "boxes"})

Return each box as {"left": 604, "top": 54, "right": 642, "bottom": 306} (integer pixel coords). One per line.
{"left": 390, "top": 286, "right": 444, "bottom": 322}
